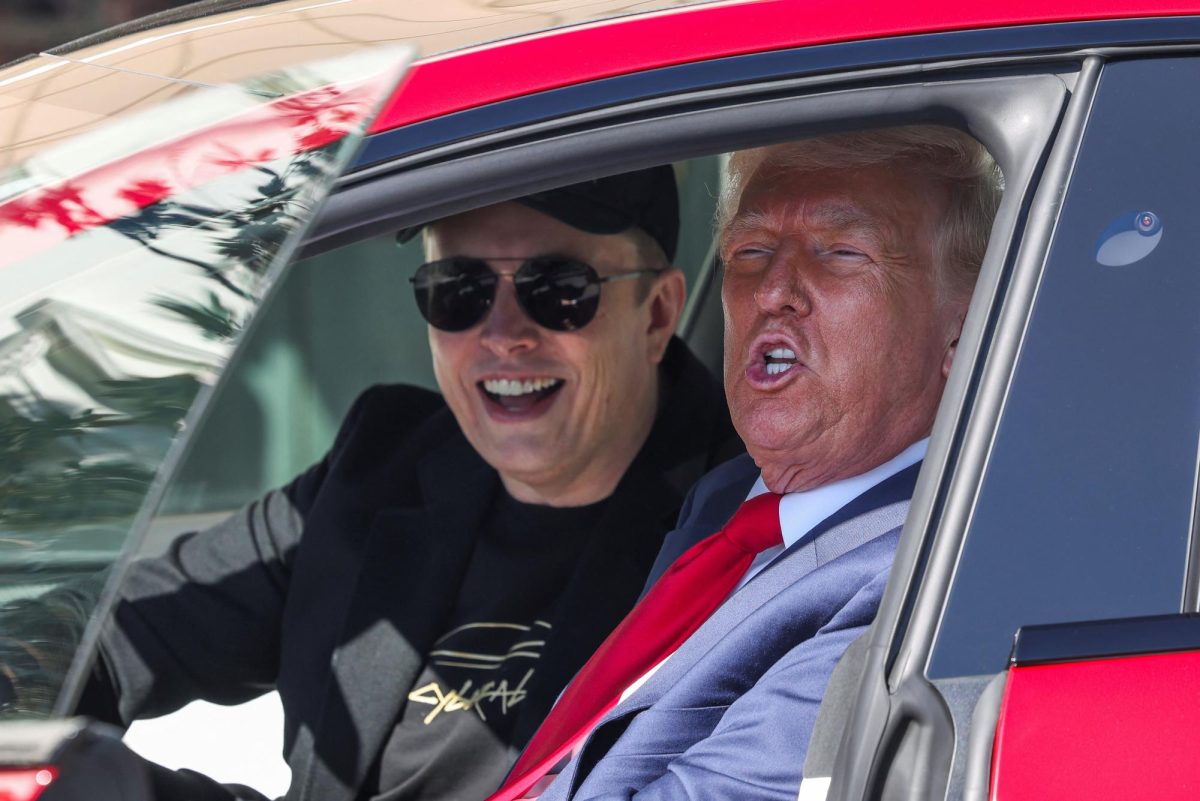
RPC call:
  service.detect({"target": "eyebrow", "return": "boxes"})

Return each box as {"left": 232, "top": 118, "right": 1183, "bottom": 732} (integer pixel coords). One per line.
{"left": 721, "top": 202, "right": 889, "bottom": 248}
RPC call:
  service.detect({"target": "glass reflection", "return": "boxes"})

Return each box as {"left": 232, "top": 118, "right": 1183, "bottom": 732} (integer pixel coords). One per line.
{"left": 0, "top": 48, "right": 407, "bottom": 716}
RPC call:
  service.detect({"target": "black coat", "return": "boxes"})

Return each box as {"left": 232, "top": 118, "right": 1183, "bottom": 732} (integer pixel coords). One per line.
{"left": 80, "top": 337, "right": 740, "bottom": 801}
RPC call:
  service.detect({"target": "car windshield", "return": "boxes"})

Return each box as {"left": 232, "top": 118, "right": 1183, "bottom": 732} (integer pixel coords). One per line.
{"left": 0, "top": 47, "right": 409, "bottom": 718}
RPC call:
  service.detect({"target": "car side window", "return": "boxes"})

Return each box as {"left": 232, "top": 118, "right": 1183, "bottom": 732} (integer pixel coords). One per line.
{"left": 158, "top": 234, "right": 431, "bottom": 522}
{"left": 928, "top": 57, "right": 1200, "bottom": 679}
{"left": 0, "top": 48, "right": 409, "bottom": 716}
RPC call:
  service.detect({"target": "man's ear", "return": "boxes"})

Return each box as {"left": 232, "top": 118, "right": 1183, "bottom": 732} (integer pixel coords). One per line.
{"left": 941, "top": 312, "right": 966, "bottom": 379}
{"left": 646, "top": 267, "right": 686, "bottom": 363}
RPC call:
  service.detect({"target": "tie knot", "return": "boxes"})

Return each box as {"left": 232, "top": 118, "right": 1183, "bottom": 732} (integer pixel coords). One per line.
{"left": 722, "top": 492, "right": 783, "bottom": 554}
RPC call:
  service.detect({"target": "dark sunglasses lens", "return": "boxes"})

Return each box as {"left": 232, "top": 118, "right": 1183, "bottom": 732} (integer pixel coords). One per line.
{"left": 517, "top": 258, "right": 601, "bottom": 331}
{"left": 412, "top": 258, "right": 496, "bottom": 332}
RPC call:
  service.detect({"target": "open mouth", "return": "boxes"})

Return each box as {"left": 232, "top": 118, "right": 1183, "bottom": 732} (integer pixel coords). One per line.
{"left": 479, "top": 377, "right": 564, "bottom": 414}
{"left": 747, "top": 341, "right": 804, "bottom": 388}
{"left": 763, "top": 347, "right": 798, "bottom": 376}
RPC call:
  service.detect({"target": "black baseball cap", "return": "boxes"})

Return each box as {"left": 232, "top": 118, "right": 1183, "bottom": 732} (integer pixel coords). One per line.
{"left": 397, "top": 165, "right": 679, "bottom": 261}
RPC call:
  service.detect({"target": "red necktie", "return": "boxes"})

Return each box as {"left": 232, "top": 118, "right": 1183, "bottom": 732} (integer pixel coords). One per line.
{"left": 489, "top": 491, "right": 784, "bottom": 801}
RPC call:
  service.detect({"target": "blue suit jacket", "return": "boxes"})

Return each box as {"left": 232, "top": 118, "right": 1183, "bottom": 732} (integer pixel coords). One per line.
{"left": 539, "top": 454, "right": 920, "bottom": 801}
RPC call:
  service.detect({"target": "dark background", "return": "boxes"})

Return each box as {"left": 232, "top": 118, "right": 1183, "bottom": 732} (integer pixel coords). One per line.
{"left": 0, "top": 0, "right": 197, "bottom": 64}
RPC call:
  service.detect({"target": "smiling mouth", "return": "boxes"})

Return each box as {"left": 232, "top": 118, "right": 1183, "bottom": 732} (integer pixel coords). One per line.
{"left": 479, "top": 377, "right": 564, "bottom": 413}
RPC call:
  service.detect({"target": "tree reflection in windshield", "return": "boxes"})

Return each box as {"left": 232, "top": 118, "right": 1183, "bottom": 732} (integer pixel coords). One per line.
{"left": 0, "top": 47, "right": 407, "bottom": 717}
{"left": 0, "top": 142, "right": 336, "bottom": 536}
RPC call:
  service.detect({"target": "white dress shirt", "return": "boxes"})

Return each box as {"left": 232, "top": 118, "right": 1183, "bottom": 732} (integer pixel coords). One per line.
{"left": 617, "top": 438, "right": 928, "bottom": 704}
{"left": 734, "top": 437, "right": 928, "bottom": 590}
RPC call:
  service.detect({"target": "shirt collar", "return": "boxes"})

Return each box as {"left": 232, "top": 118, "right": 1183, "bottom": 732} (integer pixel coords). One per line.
{"left": 745, "top": 438, "right": 929, "bottom": 549}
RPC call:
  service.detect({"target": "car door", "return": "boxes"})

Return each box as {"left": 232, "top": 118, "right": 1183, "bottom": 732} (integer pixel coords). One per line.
{"left": 824, "top": 53, "right": 1200, "bottom": 801}
{"left": 0, "top": 45, "right": 411, "bottom": 796}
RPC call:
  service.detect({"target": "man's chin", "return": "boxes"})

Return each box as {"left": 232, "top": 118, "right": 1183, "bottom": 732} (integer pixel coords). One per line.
{"left": 737, "top": 407, "right": 817, "bottom": 453}
{"left": 477, "top": 436, "right": 564, "bottom": 478}
{"left": 741, "top": 424, "right": 833, "bottom": 493}
{"left": 758, "top": 463, "right": 824, "bottom": 495}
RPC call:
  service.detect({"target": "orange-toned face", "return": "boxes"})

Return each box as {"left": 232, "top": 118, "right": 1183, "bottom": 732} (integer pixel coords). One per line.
{"left": 426, "top": 202, "right": 683, "bottom": 506}
{"left": 721, "top": 161, "right": 965, "bottom": 493}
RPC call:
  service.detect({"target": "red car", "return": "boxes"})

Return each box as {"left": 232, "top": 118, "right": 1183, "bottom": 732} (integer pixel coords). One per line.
{"left": 2, "top": 1, "right": 1200, "bottom": 799}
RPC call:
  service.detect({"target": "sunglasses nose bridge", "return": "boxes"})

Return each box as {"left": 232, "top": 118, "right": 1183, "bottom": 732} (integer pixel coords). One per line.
{"left": 478, "top": 273, "right": 541, "bottom": 350}
{"left": 487, "top": 263, "right": 551, "bottom": 325}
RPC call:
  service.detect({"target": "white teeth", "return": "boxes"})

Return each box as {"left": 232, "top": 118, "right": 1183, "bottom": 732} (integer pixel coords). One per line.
{"left": 483, "top": 377, "right": 562, "bottom": 396}
{"left": 763, "top": 346, "right": 798, "bottom": 376}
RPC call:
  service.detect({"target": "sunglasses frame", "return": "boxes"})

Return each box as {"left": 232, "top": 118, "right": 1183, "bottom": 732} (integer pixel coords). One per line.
{"left": 409, "top": 256, "right": 662, "bottom": 332}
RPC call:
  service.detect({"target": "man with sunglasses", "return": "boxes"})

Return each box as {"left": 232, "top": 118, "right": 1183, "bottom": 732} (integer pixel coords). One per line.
{"left": 8, "top": 166, "right": 739, "bottom": 801}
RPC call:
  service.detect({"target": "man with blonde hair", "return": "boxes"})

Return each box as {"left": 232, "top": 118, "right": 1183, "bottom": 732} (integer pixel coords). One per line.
{"left": 493, "top": 125, "right": 1000, "bottom": 801}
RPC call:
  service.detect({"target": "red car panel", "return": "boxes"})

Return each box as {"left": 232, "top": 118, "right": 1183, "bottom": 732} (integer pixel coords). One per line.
{"left": 991, "top": 649, "right": 1200, "bottom": 800}
{"left": 370, "top": 0, "right": 1200, "bottom": 131}
{"left": 0, "top": 767, "right": 56, "bottom": 801}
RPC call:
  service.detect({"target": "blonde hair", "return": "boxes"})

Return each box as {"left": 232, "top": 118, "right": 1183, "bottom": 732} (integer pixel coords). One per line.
{"left": 718, "top": 125, "right": 1002, "bottom": 301}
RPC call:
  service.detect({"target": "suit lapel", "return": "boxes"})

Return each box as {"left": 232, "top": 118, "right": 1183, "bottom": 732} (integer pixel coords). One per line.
{"left": 624, "top": 464, "right": 920, "bottom": 710}
{"left": 548, "top": 529, "right": 841, "bottom": 801}
{"left": 557, "top": 466, "right": 921, "bottom": 797}
{"left": 639, "top": 455, "right": 759, "bottom": 593}
{"left": 754, "top": 461, "right": 922, "bottom": 584}
{"left": 301, "top": 431, "right": 496, "bottom": 801}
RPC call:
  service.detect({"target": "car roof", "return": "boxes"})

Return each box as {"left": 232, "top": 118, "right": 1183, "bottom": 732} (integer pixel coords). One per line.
{"left": 38, "top": 0, "right": 710, "bottom": 82}
{"left": 2, "top": 0, "right": 1199, "bottom": 171}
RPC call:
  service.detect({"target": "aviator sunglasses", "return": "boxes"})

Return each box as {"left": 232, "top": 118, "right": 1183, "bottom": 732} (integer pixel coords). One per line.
{"left": 410, "top": 256, "right": 660, "bottom": 332}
